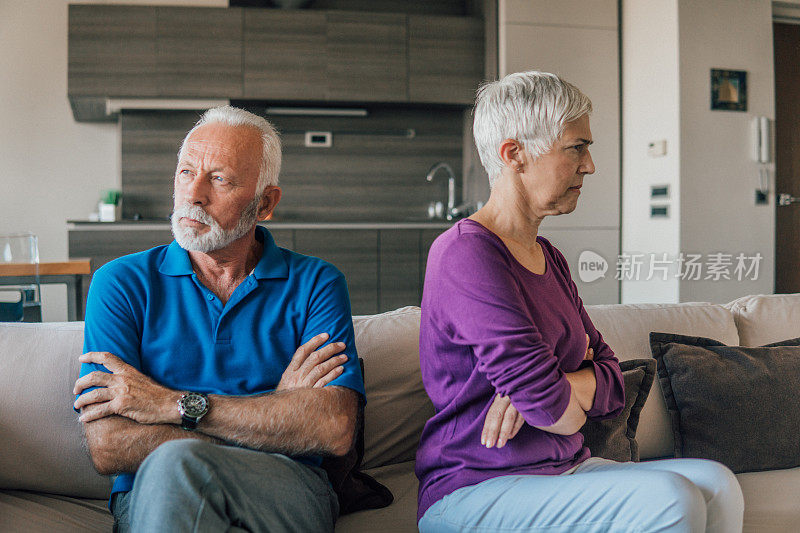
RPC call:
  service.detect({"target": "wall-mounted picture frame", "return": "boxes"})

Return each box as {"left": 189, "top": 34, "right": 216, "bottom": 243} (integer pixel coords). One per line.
{"left": 711, "top": 69, "right": 747, "bottom": 111}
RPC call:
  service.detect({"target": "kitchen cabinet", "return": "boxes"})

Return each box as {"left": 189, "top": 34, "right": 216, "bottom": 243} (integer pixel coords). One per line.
{"left": 68, "top": 227, "right": 294, "bottom": 273}
{"left": 156, "top": 7, "right": 243, "bottom": 98}
{"left": 69, "top": 224, "right": 449, "bottom": 315}
{"left": 379, "top": 230, "right": 421, "bottom": 312}
{"left": 294, "top": 229, "right": 380, "bottom": 315}
{"left": 68, "top": 5, "right": 484, "bottom": 120}
{"left": 408, "top": 15, "right": 484, "bottom": 104}
{"left": 68, "top": 5, "right": 159, "bottom": 98}
{"left": 326, "top": 12, "right": 407, "bottom": 102}
{"left": 244, "top": 10, "right": 407, "bottom": 102}
{"left": 68, "top": 228, "right": 173, "bottom": 274}
{"left": 243, "top": 10, "right": 327, "bottom": 100}
{"left": 68, "top": 5, "right": 242, "bottom": 106}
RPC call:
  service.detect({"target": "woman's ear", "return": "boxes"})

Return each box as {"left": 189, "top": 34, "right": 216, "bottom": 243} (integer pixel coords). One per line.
{"left": 498, "top": 139, "right": 525, "bottom": 173}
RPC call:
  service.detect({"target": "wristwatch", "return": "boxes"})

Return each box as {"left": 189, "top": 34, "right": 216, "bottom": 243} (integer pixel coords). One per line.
{"left": 177, "top": 392, "right": 209, "bottom": 431}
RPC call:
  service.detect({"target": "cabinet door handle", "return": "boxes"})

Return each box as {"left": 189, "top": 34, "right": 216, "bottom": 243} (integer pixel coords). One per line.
{"left": 778, "top": 193, "right": 800, "bottom": 206}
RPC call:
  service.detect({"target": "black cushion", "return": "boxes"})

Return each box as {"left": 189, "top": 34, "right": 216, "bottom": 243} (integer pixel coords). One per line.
{"left": 580, "top": 358, "right": 656, "bottom": 462}
{"left": 650, "top": 332, "right": 800, "bottom": 473}
{"left": 320, "top": 358, "right": 393, "bottom": 515}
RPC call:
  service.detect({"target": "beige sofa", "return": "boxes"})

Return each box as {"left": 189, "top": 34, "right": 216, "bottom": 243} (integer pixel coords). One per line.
{"left": 1, "top": 294, "right": 799, "bottom": 532}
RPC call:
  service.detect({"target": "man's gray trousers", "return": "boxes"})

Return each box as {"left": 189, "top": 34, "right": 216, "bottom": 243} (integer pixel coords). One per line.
{"left": 110, "top": 439, "right": 339, "bottom": 533}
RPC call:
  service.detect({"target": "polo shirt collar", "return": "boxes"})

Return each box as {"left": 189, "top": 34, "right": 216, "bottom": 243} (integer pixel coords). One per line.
{"left": 158, "top": 226, "right": 289, "bottom": 280}
{"left": 159, "top": 240, "right": 194, "bottom": 276}
{"left": 253, "top": 226, "right": 289, "bottom": 280}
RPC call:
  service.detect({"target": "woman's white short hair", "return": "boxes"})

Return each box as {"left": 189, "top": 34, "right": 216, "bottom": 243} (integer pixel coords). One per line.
{"left": 473, "top": 71, "right": 592, "bottom": 188}
{"left": 179, "top": 106, "right": 282, "bottom": 193}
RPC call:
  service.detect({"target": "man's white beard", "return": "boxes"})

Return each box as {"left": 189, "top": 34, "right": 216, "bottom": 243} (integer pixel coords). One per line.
{"left": 171, "top": 196, "right": 260, "bottom": 253}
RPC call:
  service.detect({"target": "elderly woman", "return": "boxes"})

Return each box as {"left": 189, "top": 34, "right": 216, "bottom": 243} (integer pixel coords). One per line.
{"left": 415, "top": 71, "right": 744, "bottom": 532}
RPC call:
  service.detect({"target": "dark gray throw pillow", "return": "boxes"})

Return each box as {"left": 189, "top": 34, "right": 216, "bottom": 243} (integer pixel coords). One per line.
{"left": 649, "top": 332, "right": 800, "bottom": 473}
{"left": 579, "top": 358, "right": 656, "bottom": 462}
{"left": 320, "top": 358, "right": 393, "bottom": 515}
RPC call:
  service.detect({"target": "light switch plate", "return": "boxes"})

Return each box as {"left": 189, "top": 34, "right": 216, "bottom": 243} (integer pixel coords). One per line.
{"left": 304, "top": 131, "right": 332, "bottom": 148}
{"left": 647, "top": 140, "right": 667, "bottom": 157}
{"left": 651, "top": 184, "right": 670, "bottom": 199}
{"left": 650, "top": 205, "right": 669, "bottom": 218}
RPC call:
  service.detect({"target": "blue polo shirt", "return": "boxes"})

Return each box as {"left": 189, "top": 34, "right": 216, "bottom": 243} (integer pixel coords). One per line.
{"left": 77, "top": 226, "right": 365, "bottom": 496}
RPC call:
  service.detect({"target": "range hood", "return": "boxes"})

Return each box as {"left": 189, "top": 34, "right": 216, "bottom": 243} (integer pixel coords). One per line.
{"left": 105, "top": 98, "right": 230, "bottom": 116}
{"left": 71, "top": 97, "right": 369, "bottom": 122}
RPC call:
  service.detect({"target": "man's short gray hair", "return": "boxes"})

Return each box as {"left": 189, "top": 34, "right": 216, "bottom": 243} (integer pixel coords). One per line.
{"left": 473, "top": 71, "right": 592, "bottom": 188}
{"left": 179, "top": 106, "right": 282, "bottom": 193}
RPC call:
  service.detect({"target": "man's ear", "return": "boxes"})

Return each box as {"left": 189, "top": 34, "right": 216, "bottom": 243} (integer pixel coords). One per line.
{"left": 498, "top": 139, "right": 525, "bottom": 172}
{"left": 257, "top": 186, "right": 282, "bottom": 220}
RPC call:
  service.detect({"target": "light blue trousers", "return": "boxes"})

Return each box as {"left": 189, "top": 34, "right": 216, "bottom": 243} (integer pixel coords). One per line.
{"left": 418, "top": 457, "right": 744, "bottom": 533}
{"left": 111, "top": 439, "right": 338, "bottom": 533}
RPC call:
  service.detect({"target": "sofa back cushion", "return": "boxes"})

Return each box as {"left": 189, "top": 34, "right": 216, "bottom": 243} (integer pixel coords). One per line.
{"left": 354, "top": 303, "right": 742, "bottom": 466}
{"left": 585, "top": 303, "right": 738, "bottom": 460}
{"left": 354, "top": 307, "right": 434, "bottom": 470}
{"left": 0, "top": 310, "right": 430, "bottom": 496}
{"left": 0, "top": 322, "right": 111, "bottom": 499}
{"left": 725, "top": 293, "right": 800, "bottom": 346}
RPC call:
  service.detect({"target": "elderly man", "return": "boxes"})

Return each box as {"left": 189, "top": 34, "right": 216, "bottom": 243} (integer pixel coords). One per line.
{"left": 73, "top": 106, "right": 364, "bottom": 532}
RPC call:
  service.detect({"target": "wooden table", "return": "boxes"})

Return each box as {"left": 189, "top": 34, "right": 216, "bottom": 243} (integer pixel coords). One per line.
{"left": 0, "top": 259, "right": 91, "bottom": 321}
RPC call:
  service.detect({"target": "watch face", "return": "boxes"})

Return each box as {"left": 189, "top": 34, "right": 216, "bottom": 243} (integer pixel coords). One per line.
{"left": 181, "top": 393, "right": 208, "bottom": 418}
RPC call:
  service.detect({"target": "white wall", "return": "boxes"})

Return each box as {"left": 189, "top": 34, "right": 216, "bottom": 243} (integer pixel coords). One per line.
{"left": 0, "top": 0, "right": 225, "bottom": 321}
{"left": 622, "top": 0, "right": 776, "bottom": 304}
{"left": 677, "top": 0, "right": 775, "bottom": 302}
{"left": 620, "top": 0, "right": 681, "bottom": 303}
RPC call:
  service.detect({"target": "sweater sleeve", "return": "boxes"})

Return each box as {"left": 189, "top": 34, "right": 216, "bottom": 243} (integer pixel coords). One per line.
{"left": 581, "top": 321, "right": 625, "bottom": 419}
{"left": 431, "top": 234, "right": 572, "bottom": 428}
{"left": 548, "top": 243, "right": 625, "bottom": 420}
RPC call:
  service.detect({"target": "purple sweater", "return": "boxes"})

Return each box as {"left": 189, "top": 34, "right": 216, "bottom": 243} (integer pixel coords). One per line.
{"left": 415, "top": 219, "right": 625, "bottom": 520}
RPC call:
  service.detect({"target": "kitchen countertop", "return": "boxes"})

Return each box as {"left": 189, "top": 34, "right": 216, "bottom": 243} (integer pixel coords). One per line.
{"left": 67, "top": 219, "right": 456, "bottom": 230}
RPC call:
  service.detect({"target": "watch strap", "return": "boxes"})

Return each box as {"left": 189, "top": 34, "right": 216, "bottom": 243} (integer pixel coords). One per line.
{"left": 181, "top": 413, "right": 200, "bottom": 431}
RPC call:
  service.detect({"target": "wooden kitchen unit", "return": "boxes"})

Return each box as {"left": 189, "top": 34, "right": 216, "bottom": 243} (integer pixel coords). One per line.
{"left": 68, "top": 221, "right": 452, "bottom": 315}
{"left": 68, "top": 5, "right": 484, "bottom": 121}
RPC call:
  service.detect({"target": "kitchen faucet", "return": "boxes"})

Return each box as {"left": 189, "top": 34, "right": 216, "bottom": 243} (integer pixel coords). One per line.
{"left": 426, "top": 162, "right": 457, "bottom": 220}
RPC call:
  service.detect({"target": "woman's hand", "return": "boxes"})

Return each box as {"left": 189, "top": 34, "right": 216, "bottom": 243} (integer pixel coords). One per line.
{"left": 568, "top": 334, "right": 598, "bottom": 412}
{"left": 481, "top": 394, "right": 525, "bottom": 448}
{"left": 480, "top": 333, "right": 594, "bottom": 446}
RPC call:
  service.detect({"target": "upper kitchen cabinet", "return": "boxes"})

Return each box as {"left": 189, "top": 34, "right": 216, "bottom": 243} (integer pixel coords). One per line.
{"left": 68, "top": 5, "right": 242, "bottom": 119}
{"left": 68, "top": 5, "right": 485, "bottom": 119}
{"left": 156, "top": 7, "right": 243, "bottom": 98}
{"left": 408, "top": 15, "right": 484, "bottom": 104}
{"left": 326, "top": 12, "right": 408, "bottom": 103}
{"left": 68, "top": 5, "right": 159, "bottom": 98}
{"left": 243, "top": 10, "right": 327, "bottom": 100}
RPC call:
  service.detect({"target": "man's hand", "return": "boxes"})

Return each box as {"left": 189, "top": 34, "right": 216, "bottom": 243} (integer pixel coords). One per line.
{"left": 481, "top": 394, "right": 525, "bottom": 448}
{"left": 73, "top": 352, "right": 179, "bottom": 425}
{"left": 276, "top": 333, "right": 348, "bottom": 391}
